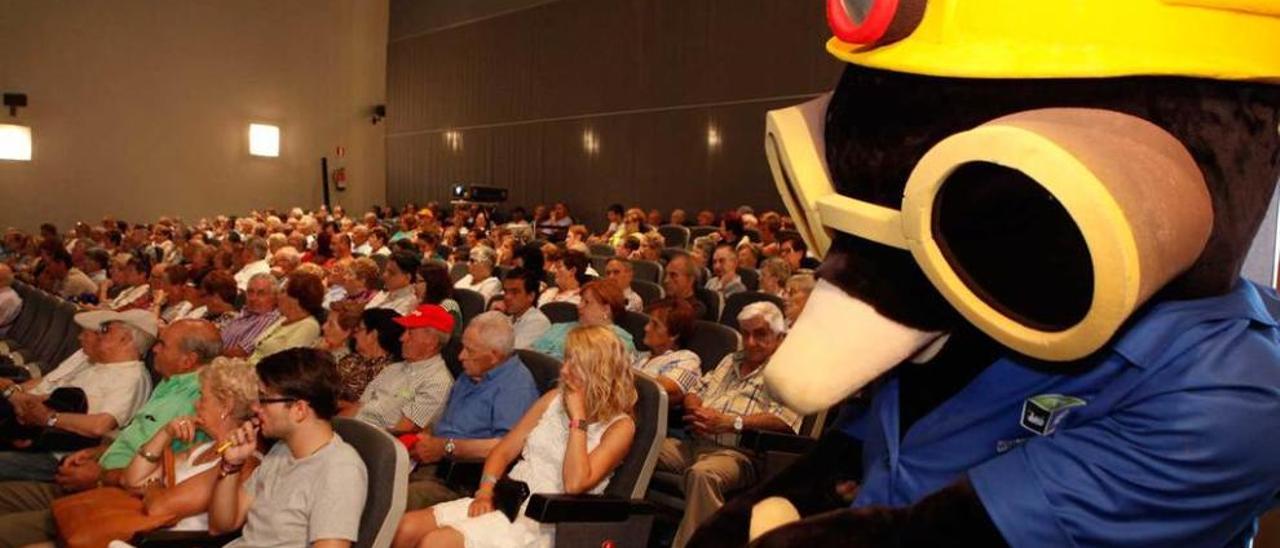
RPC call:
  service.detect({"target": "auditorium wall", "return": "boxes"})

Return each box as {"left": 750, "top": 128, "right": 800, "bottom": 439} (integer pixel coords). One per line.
{"left": 0, "top": 0, "right": 389, "bottom": 232}
{"left": 386, "top": 0, "right": 842, "bottom": 229}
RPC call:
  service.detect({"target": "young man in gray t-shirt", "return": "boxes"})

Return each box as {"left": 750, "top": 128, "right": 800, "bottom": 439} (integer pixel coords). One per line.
{"left": 212, "top": 348, "right": 368, "bottom": 547}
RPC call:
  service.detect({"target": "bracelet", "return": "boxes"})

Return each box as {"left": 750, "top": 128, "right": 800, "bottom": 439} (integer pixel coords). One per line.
{"left": 568, "top": 418, "right": 590, "bottom": 432}
{"left": 480, "top": 473, "right": 500, "bottom": 485}
{"left": 138, "top": 449, "right": 161, "bottom": 463}
{"left": 218, "top": 461, "right": 244, "bottom": 478}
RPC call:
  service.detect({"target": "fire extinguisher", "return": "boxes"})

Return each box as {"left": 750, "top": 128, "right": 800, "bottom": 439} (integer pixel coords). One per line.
{"left": 333, "top": 167, "right": 348, "bottom": 191}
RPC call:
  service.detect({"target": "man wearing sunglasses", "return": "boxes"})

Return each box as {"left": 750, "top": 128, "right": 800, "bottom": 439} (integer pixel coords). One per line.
{"left": 212, "top": 347, "right": 367, "bottom": 547}
{"left": 0, "top": 310, "right": 154, "bottom": 483}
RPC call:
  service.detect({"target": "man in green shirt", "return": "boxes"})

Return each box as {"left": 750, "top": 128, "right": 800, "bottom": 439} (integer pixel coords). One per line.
{"left": 0, "top": 319, "right": 221, "bottom": 547}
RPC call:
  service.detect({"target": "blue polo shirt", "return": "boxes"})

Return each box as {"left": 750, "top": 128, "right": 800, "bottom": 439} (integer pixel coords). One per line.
{"left": 841, "top": 280, "right": 1280, "bottom": 547}
{"left": 433, "top": 354, "right": 540, "bottom": 440}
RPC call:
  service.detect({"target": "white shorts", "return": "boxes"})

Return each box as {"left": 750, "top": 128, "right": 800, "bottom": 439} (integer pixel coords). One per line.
{"left": 432, "top": 497, "right": 553, "bottom": 548}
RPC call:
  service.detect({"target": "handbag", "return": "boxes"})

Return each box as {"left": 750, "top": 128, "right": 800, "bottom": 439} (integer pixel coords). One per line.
{"left": 492, "top": 477, "right": 531, "bottom": 523}
{"left": 53, "top": 445, "right": 179, "bottom": 548}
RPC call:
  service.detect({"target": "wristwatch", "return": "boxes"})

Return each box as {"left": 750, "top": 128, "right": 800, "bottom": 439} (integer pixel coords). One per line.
{"left": 46, "top": 412, "right": 60, "bottom": 429}
{"left": 732, "top": 415, "right": 744, "bottom": 433}
{"left": 569, "top": 418, "right": 590, "bottom": 432}
{"left": 444, "top": 438, "right": 456, "bottom": 456}
{"left": 2, "top": 384, "right": 21, "bottom": 399}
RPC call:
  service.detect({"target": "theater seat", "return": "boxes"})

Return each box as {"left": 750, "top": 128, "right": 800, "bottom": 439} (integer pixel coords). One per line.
{"left": 540, "top": 302, "right": 579, "bottom": 324}
{"left": 657, "top": 225, "right": 690, "bottom": 250}
{"left": 685, "top": 321, "right": 741, "bottom": 375}
{"left": 452, "top": 288, "right": 486, "bottom": 325}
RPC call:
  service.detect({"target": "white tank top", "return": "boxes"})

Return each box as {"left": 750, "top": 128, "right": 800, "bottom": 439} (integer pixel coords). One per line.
{"left": 168, "top": 442, "right": 220, "bottom": 531}
{"left": 508, "top": 394, "right": 629, "bottom": 498}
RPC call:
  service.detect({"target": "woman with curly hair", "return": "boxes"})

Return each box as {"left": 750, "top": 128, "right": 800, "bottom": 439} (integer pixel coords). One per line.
{"left": 394, "top": 325, "right": 637, "bottom": 548}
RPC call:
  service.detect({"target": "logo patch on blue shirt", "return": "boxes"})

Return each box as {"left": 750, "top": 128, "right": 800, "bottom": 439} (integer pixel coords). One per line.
{"left": 1020, "top": 394, "right": 1087, "bottom": 436}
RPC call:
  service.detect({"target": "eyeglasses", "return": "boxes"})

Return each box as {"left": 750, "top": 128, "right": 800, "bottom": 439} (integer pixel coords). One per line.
{"left": 97, "top": 321, "right": 120, "bottom": 335}
{"left": 257, "top": 396, "right": 298, "bottom": 406}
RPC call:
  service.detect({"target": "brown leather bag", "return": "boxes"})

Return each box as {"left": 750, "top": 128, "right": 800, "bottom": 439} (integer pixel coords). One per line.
{"left": 53, "top": 446, "right": 180, "bottom": 548}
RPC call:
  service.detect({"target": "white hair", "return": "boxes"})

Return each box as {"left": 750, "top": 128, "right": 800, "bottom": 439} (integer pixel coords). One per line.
{"left": 467, "top": 311, "right": 515, "bottom": 357}
{"left": 737, "top": 301, "right": 787, "bottom": 334}
{"left": 119, "top": 323, "right": 155, "bottom": 356}
{"left": 469, "top": 245, "right": 497, "bottom": 268}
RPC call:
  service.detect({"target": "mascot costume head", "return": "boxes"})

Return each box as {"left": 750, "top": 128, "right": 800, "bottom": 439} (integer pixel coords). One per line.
{"left": 689, "top": 1, "right": 1280, "bottom": 546}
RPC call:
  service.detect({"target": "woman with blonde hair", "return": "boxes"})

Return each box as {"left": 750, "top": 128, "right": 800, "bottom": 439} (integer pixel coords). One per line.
{"left": 394, "top": 325, "right": 638, "bottom": 548}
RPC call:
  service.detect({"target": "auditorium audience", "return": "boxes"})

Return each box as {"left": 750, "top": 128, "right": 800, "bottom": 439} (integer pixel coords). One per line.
{"left": 42, "top": 247, "right": 96, "bottom": 300}
{"left": 502, "top": 267, "right": 550, "bottom": 350}
{"left": 537, "top": 250, "right": 589, "bottom": 306}
{"left": 233, "top": 237, "right": 270, "bottom": 291}
{"left": 336, "top": 308, "right": 404, "bottom": 414}
{"left": 532, "top": 279, "right": 636, "bottom": 361}
{"left": 248, "top": 271, "right": 323, "bottom": 364}
{"left": 784, "top": 273, "right": 817, "bottom": 328}
{"left": 633, "top": 299, "right": 702, "bottom": 404}
{"left": 394, "top": 325, "right": 636, "bottom": 548}
{"left": 100, "top": 253, "right": 153, "bottom": 311}
{"left": 663, "top": 254, "right": 709, "bottom": 320}
{"left": 658, "top": 301, "right": 800, "bottom": 547}
{"left": 367, "top": 250, "right": 421, "bottom": 315}
{"left": 1, "top": 198, "right": 807, "bottom": 546}
{"left": 403, "top": 312, "right": 540, "bottom": 510}
{"left": 0, "top": 318, "right": 224, "bottom": 546}
{"left": 453, "top": 246, "right": 502, "bottom": 305}
{"left": 317, "top": 299, "right": 363, "bottom": 361}
{"left": 605, "top": 258, "right": 645, "bottom": 313}
{"left": 705, "top": 243, "right": 747, "bottom": 299}
{"left": 0, "top": 310, "right": 154, "bottom": 482}
{"left": 0, "top": 265, "right": 20, "bottom": 338}
{"left": 210, "top": 347, "right": 368, "bottom": 546}
{"left": 779, "top": 234, "right": 821, "bottom": 270}
{"left": 758, "top": 257, "right": 792, "bottom": 298}
{"left": 114, "top": 356, "right": 260, "bottom": 536}
{"left": 221, "top": 273, "right": 282, "bottom": 358}
{"left": 192, "top": 269, "right": 239, "bottom": 324}
{"left": 351, "top": 304, "right": 454, "bottom": 434}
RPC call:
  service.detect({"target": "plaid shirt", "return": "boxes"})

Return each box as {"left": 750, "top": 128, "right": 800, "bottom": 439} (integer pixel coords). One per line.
{"left": 634, "top": 349, "right": 702, "bottom": 395}
{"left": 695, "top": 352, "right": 801, "bottom": 446}
{"left": 356, "top": 354, "right": 453, "bottom": 430}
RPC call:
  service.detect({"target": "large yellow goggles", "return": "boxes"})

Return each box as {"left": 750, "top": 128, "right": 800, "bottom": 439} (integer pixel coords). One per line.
{"left": 765, "top": 94, "right": 1213, "bottom": 360}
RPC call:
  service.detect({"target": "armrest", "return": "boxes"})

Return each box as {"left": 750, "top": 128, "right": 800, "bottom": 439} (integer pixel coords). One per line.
{"left": 524, "top": 494, "right": 654, "bottom": 523}
{"left": 435, "top": 458, "right": 485, "bottom": 490}
{"left": 738, "top": 429, "right": 818, "bottom": 455}
{"left": 132, "top": 529, "right": 241, "bottom": 548}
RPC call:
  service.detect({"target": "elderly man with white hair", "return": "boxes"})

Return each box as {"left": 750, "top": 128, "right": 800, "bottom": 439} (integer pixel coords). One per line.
{"left": 0, "top": 309, "right": 155, "bottom": 482}
{"left": 452, "top": 245, "right": 502, "bottom": 305}
{"left": 0, "top": 264, "right": 20, "bottom": 339}
{"left": 656, "top": 300, "right": 802, "bottom": 548}
{"left": 398, "top": 311, "right": 540, "bottom": 513}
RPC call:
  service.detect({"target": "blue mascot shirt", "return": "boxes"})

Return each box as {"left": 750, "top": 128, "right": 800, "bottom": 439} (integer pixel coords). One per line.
{"left": 840, "top": 280, "right": 1280, "bottom": 547}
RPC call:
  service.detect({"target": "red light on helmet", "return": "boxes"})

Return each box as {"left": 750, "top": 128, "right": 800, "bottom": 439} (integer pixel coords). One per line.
{"left": 827, "top": 0, "right": 926, "bottom": 47}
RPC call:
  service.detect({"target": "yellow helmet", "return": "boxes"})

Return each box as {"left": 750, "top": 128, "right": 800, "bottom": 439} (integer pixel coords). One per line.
{"left": 826, "top": 0, "right": 1280, "bottom": 81}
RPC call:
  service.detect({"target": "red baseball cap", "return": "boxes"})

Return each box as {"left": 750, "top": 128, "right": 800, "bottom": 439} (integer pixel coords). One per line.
{"left": 394, "top": 304, "right": 456, "bottom": 333}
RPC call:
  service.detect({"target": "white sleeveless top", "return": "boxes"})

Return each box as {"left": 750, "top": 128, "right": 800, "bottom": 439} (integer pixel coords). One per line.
{"left": 508, "top": 394, "right": 629, "bottom": 498}
{"left": 169, "top": 442, "right": 221, "bottom": 531}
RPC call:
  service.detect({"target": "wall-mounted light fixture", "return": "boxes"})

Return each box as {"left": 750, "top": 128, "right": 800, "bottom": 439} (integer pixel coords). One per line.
{"left": 0, "top": 124, "right": 32, "bottom": 161}
{"left": 1, "top": 93, "right": 31, "bottom": 161}
{"left": 707, "top": 125, "right": 722, "bottom": 150}
{"left": 582, "top": 129, "right": 600, "bottom": 155}
{"left": 443, "top": 130, "right": 462, "bottom": 153}
{"left": 249, "top": 123, "right": 280, "bottom": 157}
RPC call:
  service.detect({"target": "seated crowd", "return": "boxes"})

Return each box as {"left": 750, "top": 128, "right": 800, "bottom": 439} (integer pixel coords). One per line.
{"left": 0, "top": 201, "right": 823, "bottom": 547}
